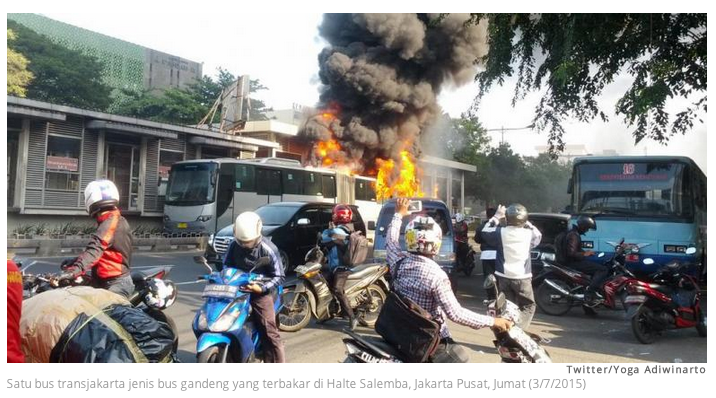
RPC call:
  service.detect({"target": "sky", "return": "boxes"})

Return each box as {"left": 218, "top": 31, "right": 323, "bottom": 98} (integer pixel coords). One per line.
{"left": 42, "top": 12, "right": 707, "bottom": 173}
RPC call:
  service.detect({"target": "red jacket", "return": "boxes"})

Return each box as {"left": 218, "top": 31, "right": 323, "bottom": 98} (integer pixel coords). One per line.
{"left": 74, "top": 209, "right": 133, "bottom": 279}
{"left": 7, "top": 260, "right": 24, "bottom": 363}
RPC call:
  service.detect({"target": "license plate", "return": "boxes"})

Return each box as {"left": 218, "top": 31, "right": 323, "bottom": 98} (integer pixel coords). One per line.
{"left": 202, "top": 284, "right": 238, "bottom": 298}
{"left": 625, "top": 295, "right": 646, "bottom": 304}
{"left": 177, "top": 222, "right": 187, "bottom": 229}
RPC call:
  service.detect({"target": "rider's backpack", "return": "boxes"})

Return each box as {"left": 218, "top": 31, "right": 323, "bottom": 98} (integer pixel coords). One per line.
{"left": 340, "top": 230, "right": 369, "bottom": 267}
{"left": 554, "top": 231, "right": 569, "bottom": 264}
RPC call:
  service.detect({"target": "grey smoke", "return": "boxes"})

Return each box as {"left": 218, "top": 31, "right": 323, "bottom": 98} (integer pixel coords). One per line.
{"left": 300, "top": 13, "right": 488, "bottom": 177}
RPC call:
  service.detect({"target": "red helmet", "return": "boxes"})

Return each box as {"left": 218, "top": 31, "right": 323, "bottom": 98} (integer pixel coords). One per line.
{"left": 332, "top": 204, "right": 353, "bottom": 224}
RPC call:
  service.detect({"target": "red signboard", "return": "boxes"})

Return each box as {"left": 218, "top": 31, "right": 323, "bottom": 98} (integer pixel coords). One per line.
{"left": 46, "top": 156, "right": 79, "bottom": 172}
{"left": 158, "top": 166, "right": 171, "bottom": 179}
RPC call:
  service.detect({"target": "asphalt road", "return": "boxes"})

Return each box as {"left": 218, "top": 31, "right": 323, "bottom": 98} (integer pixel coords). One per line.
{"left": 22, "top": 251, "right": 707, "bottom": 363}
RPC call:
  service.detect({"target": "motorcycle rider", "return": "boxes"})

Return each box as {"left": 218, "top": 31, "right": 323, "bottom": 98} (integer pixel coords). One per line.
{"left": 387, "top": 198, "right": 512, "bottom": 363}
{"left": 480, "top": 204, "right": 542, "bottom": 330}
{"left": 453, "top": 213, "right": 470, "bottom": 272}
{"left": 320, "top": 204, "right": 360, "bottom": 330}
{"left": 223, "top": 211, "right": 285, "bottom": 363}
{"left": 557, "top": 215, "right": 606, "bottom": 306}
{"left": 475, "top": 207, "right": 498, "bottom": 299}
{"left": 55, "top": 179, "right": 134, "bottom": 298}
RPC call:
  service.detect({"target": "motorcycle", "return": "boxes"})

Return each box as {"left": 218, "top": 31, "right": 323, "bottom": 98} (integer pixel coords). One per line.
{"left": 534, "top": 238, "right": 638, "bottom": 316}
{"left": 340, "top": 274, "right": 551, "bottom": 363}
{"left": 625, "top": 248, "right": 706, "bottom": 344}
{"left": 192, "top": 256, "right": 284, "bottom": 363}
{"left": 18, "top": 257, "right": 179, "bottom": 355}
{"left": 483, "top": 274, "right": 552, "bottom": 363}
{"left": 454, "top": 239, "right": 476, "bottom": 277}
{"left": 278, "top": 246, "right": 389, "bottom": 332}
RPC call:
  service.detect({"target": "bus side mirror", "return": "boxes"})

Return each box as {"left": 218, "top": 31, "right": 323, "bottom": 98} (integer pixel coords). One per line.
{"left": 567, "top": 178, "right": 573, "bottom": 194}
{"left": 368, "top": 221, "right": 376, "bottom": 231}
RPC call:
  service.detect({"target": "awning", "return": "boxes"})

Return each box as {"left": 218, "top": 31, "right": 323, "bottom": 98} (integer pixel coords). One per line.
{"left": 188, "top": 136, "right": 260, "bottom": 152}
{"left": 85, "top": 120, "right": 178, "bottom": 139}
{"left": 7, "top": 104, "right": 66, "bottom": 122}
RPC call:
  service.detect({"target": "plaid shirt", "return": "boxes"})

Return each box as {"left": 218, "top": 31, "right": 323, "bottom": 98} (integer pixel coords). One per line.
{"left": 386, "top": 214, "right": 494, "bottom": 338}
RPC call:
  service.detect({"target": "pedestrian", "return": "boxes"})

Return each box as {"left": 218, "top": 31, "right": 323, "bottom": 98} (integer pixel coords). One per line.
{"left": 475, "top": 207, "right": 498, "bottom": 299}
{"left": 223, "top": 211, "right": 286, "bottom": 363}
{"left": 480, "top": 204, "right": 542, "bottom": 330}
{"left": 386, "top": 198, "right": 513, "bottom": 363}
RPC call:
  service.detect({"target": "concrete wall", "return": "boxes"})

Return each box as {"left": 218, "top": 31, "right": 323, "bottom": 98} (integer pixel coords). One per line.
{"left": 145, "top": 49, "right": 202, "bottom": 91}
{"left": 7, "top": 212, "right": 163, "bottom": 237}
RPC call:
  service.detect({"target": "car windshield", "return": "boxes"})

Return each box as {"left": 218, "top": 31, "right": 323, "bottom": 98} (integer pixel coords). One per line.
{"left": 376, "top": 205, "right": 451, "bottom": 236}
{"left": 575, "top": 162, "right": 693, "bottom": 218}
{"left": 255, "top": 205, "right": 301, "bottom": 226}
{"left": 165, "top": 163, "right": 217, "bottom": 206}
{"left": 529, "top": 217, "right": 569, "bottom": 246}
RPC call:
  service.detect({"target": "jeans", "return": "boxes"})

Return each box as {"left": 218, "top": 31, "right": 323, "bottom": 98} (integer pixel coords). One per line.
{"left": 496, "top": 276, "right": 536, "bottom": 330}
{"left": 430, "top": 338, "right": 469, "bottom": 363}
{"left": 567, "top": 260, "right": 609, "bottom": 291}
{"left": 251, "top": 292, "right": 286, "bottom": 363}
{"left": 92, "top": 273, "right": 135, "bottom": 298}
{"left": 331, "top": 268, "right": 355, "bottom": 320}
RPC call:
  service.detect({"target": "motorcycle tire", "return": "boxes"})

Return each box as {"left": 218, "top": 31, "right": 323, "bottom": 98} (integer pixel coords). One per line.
{"left": 357, "top": 284, "right": 387, "bottom": 327}
{"left": 696, "top": 308, "right": 707, "bottom": 337}
{"left": 463, "top": 255, "right": 475, "bottom": 277}
{"left": 146, "top": 308, "right": 179, "bottom": 353}
{"left": 631, "top": 306, "right": 658, "bottom": 344}
{"left": 278, "top": 290, "right": 312, "bottom": 332}
{"left": 343, "top": 356, "right": 358, "bottom": 363}
{"left": 581, "top": 305, "right": 598, "bottom": 316}
{"left": 197, "top": 345, "right": 227, "bottom": 363}
{"left": 535, "top": 280, "right": 573, "bottom": 316}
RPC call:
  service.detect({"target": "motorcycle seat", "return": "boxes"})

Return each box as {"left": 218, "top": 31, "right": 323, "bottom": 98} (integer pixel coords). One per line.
{"left": 346, "top": 263, "right": 383, "bottom": 281}
{"left": 130, "top": 267, "right": 165, "bottom": 283}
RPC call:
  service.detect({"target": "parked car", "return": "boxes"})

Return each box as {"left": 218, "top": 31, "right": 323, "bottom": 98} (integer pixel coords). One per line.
{"left": 205, "top": 202, "right": 367, "bottom": 272}
{"left": 528, "top": 213, "right": 571, "bottom": 275}
{"left": 371, "top": 198, "right": 457, "bottom": 286}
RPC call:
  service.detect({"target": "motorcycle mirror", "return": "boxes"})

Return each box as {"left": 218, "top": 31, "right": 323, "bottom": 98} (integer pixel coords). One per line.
{"left": 685, "top": 247, "right": 697, "bottom": 255}
{"left": 483, "top": 274, "right": 497, "bottom": 289}
{"left": 597, "top": 252, "right": 605, "bottom": 258}
{"left": 643, "top": 258, "right": 655, "bottom": 265}
{"left": 496, "top": 293, "right": 507, "bottom": 313}
{"left": 193, "top": 256, "right": 213, "bottom": 273}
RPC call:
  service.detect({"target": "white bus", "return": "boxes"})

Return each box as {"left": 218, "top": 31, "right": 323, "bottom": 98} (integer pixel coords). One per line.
{"left": 162, "top": 157, "right": 380, "bottom": 235}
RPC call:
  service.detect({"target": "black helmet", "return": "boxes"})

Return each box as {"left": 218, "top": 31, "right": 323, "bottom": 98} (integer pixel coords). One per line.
{"left": 505, "top": 204, "right": 528, "bottom": 227}
{"left": 576, "top": 215, "right": 597, "bottom": 233}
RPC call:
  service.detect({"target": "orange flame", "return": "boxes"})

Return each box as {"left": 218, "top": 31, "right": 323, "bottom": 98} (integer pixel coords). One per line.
{"left": 375, "top": 150, "right": 425, "bottom": 201}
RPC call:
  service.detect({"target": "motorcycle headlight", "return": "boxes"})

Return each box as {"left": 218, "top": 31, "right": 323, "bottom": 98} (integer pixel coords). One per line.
{"left": 210, "top": 310, "right": 241, "bottom": 333}
{"left": 196, "top": 311, "right": 209, "bottom": 331}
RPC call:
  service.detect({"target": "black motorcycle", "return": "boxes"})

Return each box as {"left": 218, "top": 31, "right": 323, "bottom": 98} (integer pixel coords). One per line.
{"left": 278, "top": 246, "right": 390, "bottom": 332}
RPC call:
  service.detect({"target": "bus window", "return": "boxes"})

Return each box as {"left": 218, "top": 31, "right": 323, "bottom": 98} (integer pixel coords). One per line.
{"left": 256, "top": 168, "right": 282, "bottom": 196}
{"left": 322, "top": 175, "right": 336, "bottom": 198}
{"left": 355, "top": 180, "right": 376, "bottom": 201}
{"left": 283, "top": 170, "right": 304, "bottom": 195}
{"left": 235, "top": 164, "right": 255, "bottom": 192}
{"left": 304, "top": 172, "right": 322, "bottom": 196}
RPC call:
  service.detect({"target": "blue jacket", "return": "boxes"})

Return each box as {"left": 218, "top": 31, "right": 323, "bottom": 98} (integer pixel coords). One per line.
{"left": 321, "top": 224, "right": 353, "bottom": 271}
{"left": 223, "top": 237, "right": 285, "bottom": 293}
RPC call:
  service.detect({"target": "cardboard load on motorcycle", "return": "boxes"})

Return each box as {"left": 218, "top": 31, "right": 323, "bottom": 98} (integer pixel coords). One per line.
{"left": 20, "top": 287, "right": 174, "bottom": 363}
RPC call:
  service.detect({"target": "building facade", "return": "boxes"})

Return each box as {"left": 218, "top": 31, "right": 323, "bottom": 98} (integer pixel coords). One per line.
{"left": 7, "top": 96, "right": 278, "bottom": 232}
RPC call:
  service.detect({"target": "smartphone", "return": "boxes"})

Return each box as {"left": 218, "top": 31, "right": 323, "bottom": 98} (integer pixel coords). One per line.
{"left": 407, "top": 200, "right": 422, "bottom": 213}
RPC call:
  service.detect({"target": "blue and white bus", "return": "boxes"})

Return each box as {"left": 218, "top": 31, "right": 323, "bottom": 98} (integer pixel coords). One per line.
{"left": 568, "top": 156, "right": 706, "bottom": 276}
{"left": 162, "top": 157, "right": 380, "bottom": 235}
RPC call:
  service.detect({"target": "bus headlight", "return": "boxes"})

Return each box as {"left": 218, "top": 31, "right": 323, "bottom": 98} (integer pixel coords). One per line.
{"left": 197, "top": 215, "right": 213, "bottom": 222}
{"left": 163, "top": 215, "right": 171, "bottom": 222}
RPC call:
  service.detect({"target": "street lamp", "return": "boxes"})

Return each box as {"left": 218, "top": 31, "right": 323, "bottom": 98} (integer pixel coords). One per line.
{"left": 484, "top": 124, "right": 535, "bottom": 144}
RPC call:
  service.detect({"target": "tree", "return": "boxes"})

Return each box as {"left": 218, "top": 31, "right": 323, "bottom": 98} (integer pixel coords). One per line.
{"left": 115, "top": 67, "right": 272, "bottom": 125}
{"left": 468, "top": 14, "right": 706, "bottom": 154}
{"left": 7, "top": 20, "right": 113, "bottom": 110}
{"left": 7, "top": 29, "right": 34, "bottom": 97}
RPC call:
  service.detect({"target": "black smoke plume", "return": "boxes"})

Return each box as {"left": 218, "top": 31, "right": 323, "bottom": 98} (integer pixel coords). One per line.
{"left": 301, "top": 13, "right": 488, "bottom": 176}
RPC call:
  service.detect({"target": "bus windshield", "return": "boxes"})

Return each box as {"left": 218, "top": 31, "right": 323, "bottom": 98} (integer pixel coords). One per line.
{"left": 575, "top": 162, "right": 693, "bottom": 218}
{"left": 165, "top": 163, "right": 217, "bottom": 206}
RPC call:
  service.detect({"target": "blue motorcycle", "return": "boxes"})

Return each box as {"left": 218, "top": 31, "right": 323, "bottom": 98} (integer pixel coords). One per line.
{"left": 192, "top": 256, "right": 283, "bottom": 363}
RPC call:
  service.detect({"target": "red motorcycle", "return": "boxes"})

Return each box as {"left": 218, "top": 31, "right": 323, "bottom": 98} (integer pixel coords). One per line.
{"left": 625, "top": 248, "right": 706, "bottom": 344}
{"left": 534, "top": 239, "right": 638, "bottom": 316}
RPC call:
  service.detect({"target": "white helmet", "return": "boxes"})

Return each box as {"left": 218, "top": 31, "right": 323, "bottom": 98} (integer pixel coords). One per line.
{"left": 455, "top": 213, "right": 465, "bottom": 223}
{"left": 143, "top": 279, "right": 177, "bottom": 310}
{"left": 404, "top": 215, "right": 443, "bottom": 256}
{"left": 234, "top": 211, "right": 263, "bottom": 247}
{"left": 84, "top": 179, "right": 120, "bottom": 217}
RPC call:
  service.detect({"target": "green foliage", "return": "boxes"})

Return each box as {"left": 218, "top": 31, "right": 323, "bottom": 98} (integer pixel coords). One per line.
{"left": 115, "top": 67, "right": 272, "bottom": 125}
{"left": 7, "top": 20, "right": 113, "bottom": 110}
{"left": 468, "top": 14, "right": 707, "bottom": 154}
{"left": 7, "top": 29, "right": 34, "bottom": 97}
